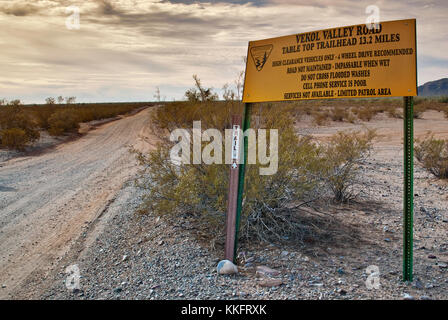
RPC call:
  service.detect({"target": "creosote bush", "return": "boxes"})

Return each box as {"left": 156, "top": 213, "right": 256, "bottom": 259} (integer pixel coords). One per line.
{"left": 136, "top": 99, "right": 375, "bottom": 245}
{"left": 415, "top": 134, "right": 448, "bottom": 179}
{"left": 0, "top": 101, "right": 149, "bottom": 149}
{"left": 330, "top": 107, "right": 350, "bottom": 122}
{"left": 1, "top": 128, "right": 29, "bottom": 150}
{"left": 0, "top": 105, "right": 40, "bottom": 149}
{"left": 319, "top": 129, "right": 376, "bottom": 203}
{"left": 48, "top": 109, "right": 80, "bottom": 136}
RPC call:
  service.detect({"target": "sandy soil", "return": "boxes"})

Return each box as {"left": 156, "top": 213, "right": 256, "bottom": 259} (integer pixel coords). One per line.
{"left": 0, "top": 108, "right": 153, "bottom": 299}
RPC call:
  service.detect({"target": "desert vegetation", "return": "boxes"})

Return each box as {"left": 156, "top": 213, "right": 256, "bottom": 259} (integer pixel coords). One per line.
{"left": 415, "top": 134, "right": 448, "bottom": 179}
{"left": 134, "top": 77, "right": 378, "bottom": 246}
{"left": 0, "top": 98, "right": 150, "bottom": 150}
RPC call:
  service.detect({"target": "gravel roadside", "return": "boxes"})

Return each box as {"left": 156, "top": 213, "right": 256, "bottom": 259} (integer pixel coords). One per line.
{"left": 28, "top": 145, "right": 448, "bottom": 300}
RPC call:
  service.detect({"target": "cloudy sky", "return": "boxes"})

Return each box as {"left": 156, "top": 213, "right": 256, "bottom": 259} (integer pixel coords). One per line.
{"left": 0, "top": 0, "right": 447, "bottom": 103}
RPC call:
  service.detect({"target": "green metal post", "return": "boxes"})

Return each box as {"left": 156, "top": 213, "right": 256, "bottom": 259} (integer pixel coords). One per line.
{"left": 233, "top": 102, "right": 252, "bottom": 262}
{"left": 403, "top": 96, "right": 414, "bottom": 282}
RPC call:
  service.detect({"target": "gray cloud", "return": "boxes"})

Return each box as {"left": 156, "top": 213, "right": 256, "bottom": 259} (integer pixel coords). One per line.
{"left": 0, "top": 0, "right": 447, "bottom": 103}
{"left": 0, "top": 2, "right": 41, "bottom": 16}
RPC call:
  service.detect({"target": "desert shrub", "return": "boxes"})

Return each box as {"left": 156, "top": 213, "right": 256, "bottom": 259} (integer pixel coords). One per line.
{"left": 413, "top": 104, "right": 426, "bottom": 119}
{"left": 319, "top": 129, "right": 376, "bottom": 203}
{"left": 413, "top": 97, "right": 425, "bottom": 105}
{"left": 136, "top": 101, "right": 330, "bottom": 244}
{"left": 296, "top": 104, "right": 313, "bottom": 117}
{"left": 185, "top": 75, "right": 218, "bottom": 102}
{"left": 33, "top": 105, "right": 57, "bottom": 129}
{"left": 2, "top": 101, "right": 148, "bottom": 141}
{"left": 48, "top": 108, "right": 80, "bottom": 136}
{"left": 354, "top": 107, "right": 375, "bottom": 121}
{"left": 0, "top": 105, "right": 40, "bottom": 149}
{"left": 0, "top": 128, "right": 29, "bottom": 150}
{"left": 311, "top": 110, "right": 328, "bottom": 125}
{"left": 330, "top": 107, "right": 350, "bottom": 122}
{"left": 415, "top": 134, "right": 448, "bottom": 179}
{"left": 439, "top": 96, "right": 448, "bottom": 103}
{"left": 386, "top": 105, "right": 403, "bottom": 119}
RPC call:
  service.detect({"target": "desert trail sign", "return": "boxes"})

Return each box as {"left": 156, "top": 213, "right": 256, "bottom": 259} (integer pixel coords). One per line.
{"left": 226, "top": 19, "right": 417, "bottom": 282}
{"left": 243, "top": 19, "right": 417, "bottom": 102}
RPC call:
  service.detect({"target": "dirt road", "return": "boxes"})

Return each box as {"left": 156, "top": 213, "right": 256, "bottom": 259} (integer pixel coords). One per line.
{"left": 0, "top": 108, "right": 152, "bottom": 298}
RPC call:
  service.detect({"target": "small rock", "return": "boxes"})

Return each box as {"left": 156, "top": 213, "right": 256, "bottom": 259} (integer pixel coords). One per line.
{"left": 255, "top": 265, "right": 281, "bottom": 278}
{"left": 281, "top": 251, "right": 289, "bottom": 257}
{"left": 217, "top": 260, "right": 238, "bottom": 275}
{"left": 338, "top": 289, "right": 347, "bottom": 296}
{"left": 437, "top": 262, "right": 448, "bottom": 268}
{"left": 337, "top": 268, "right": 345, "bottom": 275}
{"left": 245, "top": 257, "right": 254, "bottom": 263}
{"left": 158, "top": 240, "right": 164, "bottom": 246}
{"left": 310, "top": 283, "right": 323, "bottom": 287}
{"left": 428, "top": 254, "right": 437, "bottom": 259}
{"left": 122, "top": 255, "right": 128, "bottom": 262}
{"left": 384, "top": 238, "right": 391, "bottom": 242}
{"left": 413, "top": 280, "right": 424, "bottom": 290}
{"left": 1, "top": 284, "right": 6, "bottom": 289}
{"left": 403, "top": 293, "right": 414, "bottom": 300}
{"left": 420, "top": 296, "right": 431, "bottom": 300}
{"left": 113, "top": 287, "right": 122, "bottom": 294}
{"left": 258, "top": 279, "right": 283, "bottom": 287}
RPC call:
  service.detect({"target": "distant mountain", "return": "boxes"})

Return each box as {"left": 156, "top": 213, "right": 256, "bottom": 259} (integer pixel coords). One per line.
{"left": 418, "top": 78, "right": 448, "bottom": 96}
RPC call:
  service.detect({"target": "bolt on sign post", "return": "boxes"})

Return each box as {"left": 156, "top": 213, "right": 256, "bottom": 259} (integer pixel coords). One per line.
{"left": 229, "top": 19, "right": 417, "bottom": 281}
{"left": 225, "top": 115, "right": 242, "bottom": 262}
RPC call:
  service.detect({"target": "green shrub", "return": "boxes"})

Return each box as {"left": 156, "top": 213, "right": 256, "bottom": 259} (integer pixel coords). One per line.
{"left": 0, "top": 128, "right": 29, "bottom": 150}
{"left": 33, "top": 105, "right": 57, "bottom": 129}
{"left": 330, "top": 107, "right": 349, "bottom": 122}
{"left": 319, "top": 129, "right": 376, "bottom": 203}
{"left": 413, "top": 104, "right": 426, "bottom": 119}
{"left": 135, "top": 102, "right": 327, "bottom": 244}
{"left": 415, "top": 134, "right": 448, "bottom": 179}
{"left": 0, "top": 106, "right": 40, "bottom": 149}
{"left": 48, "top": 108, "right": 80, "bottom": 136}
{"left": 354, "top": 107, "right": 376, "bottom": 121}
{"left": 311, "top": 110, "right": 328, "bottom": 125}
{"left": 386, "top": 105, "right": 403, "bottom": 119}
{"left": 135, "top": 98, "right": 375, "bottom": 245}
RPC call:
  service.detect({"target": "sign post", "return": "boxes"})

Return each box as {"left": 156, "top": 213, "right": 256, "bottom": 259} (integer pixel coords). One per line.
{"left": 230, "top": 19, "right": 417, "bottom": 281}
{"left": 403, "top": 96, "right": 414, "bottom": 281}
{"left": 225, "top": 115, "right": 242, "bottom": 262}
{"left": 233, "top": 103, "right": 252, "bottom": 261}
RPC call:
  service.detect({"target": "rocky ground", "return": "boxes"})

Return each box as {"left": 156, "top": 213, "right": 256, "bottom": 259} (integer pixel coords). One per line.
{"left": 2, "top": 109, "right": 447, "bottom": 300}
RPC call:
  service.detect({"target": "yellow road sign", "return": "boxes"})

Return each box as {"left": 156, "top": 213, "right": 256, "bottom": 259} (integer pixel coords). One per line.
{"left": 243, "top": 19, "right": 417, "bottom": 102}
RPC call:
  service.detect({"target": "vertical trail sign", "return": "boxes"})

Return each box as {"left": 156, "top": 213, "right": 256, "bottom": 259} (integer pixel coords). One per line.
{"left": 225, "top": 115, "right": 242, "bottom": 262}
{"left": 227, "top": 18, "right": 417, "bottom": 282}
